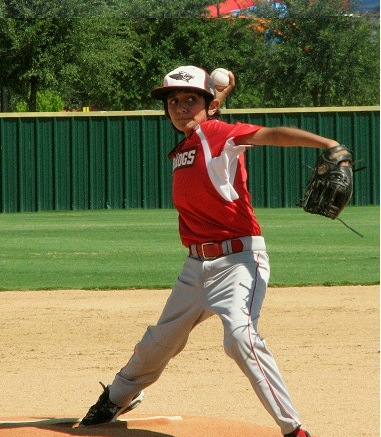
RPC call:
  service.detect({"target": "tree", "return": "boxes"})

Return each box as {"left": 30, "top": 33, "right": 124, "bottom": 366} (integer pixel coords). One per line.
{"left": 0, "top": 1, "right": 221, "bottom": 111}
{"left": 58, "top": 19, "right": 149, "bottom": 110}
{"left": 56, "top": 18, "right": 267, "bottom": 111}
{"left": 244, "top": 0, "right": 380, "bottom": 107}
{"left": 0, "top": 0, "right": 131, "bottom": 111}
{"left": 0, "top": 18, "right": 84, "bottom": 111}
{"left": 0, "top": 1, "right": 378, "bottom": 111}
{"left": 114, "top": 0, "right": 215, "bottom": 17}
{"left": 0, "top": 0, "right": 216, "bottom": 18}
{"left": 1, "top": 0, "right": 117, "bottom": 17}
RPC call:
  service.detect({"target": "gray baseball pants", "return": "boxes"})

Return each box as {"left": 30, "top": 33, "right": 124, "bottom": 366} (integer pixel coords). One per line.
{"left": 109, "top": 236, "right": 302, "bottom": 434}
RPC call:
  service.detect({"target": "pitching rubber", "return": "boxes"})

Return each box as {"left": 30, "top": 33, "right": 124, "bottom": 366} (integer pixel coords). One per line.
{"left": 0, "top": 415, "right": 183, "bottom": 426}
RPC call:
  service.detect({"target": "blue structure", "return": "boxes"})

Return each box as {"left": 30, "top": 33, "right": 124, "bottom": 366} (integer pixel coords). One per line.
{"left": 352, "top": 0, "right": 380, "bottom": 12}
{"left": 228, "top": 0, "right": 379, "bottom": 16}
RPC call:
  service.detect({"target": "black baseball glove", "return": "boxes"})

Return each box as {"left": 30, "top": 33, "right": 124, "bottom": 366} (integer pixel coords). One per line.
{"left": 302, "top": 144, "right": 353, "bottom": 219}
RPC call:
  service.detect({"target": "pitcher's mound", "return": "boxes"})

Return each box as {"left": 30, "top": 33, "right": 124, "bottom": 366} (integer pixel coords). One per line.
{"left": 0, "top": 414, "right": 282, "bottom": 436}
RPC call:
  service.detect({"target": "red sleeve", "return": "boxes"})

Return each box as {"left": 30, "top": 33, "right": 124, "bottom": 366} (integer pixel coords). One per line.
{"left": 227, "top": 122, "right": 263, "bottom": 144}
{"left": 201, "top": 120, "right": 263, "bottom": 145}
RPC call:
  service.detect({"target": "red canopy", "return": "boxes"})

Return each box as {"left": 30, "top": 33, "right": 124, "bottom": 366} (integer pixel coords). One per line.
{"left": 207, "top": 0, "right": 283, "bottom": 17}
{"left": 207, "top": 0, "right": 256, "bottom": 17}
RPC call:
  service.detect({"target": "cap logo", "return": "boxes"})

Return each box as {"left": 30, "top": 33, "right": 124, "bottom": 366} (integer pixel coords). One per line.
{"left": 169, "top": 71, "right": 194, "bottom": 83}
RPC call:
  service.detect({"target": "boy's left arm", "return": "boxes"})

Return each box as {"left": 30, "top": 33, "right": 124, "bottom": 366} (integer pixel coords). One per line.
{"left": 237, "top": 126, "right": 339, "bottom": 150}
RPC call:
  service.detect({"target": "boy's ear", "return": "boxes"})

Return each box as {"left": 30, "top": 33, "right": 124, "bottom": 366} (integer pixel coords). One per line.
{"left": 207, "top": 99, "right": 221, "bottom": 117}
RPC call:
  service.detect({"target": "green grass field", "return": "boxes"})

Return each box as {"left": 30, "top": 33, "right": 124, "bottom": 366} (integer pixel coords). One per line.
{"left": 0, "top": 206, "right": 379, "bottom": 291}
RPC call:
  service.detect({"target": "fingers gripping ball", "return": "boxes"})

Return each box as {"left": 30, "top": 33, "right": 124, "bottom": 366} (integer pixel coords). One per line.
{"left": 302, "top": 145, "right": 353, "bottom": 219}
{"left": 211, "top": 68, "right": 230, "bottom": 92}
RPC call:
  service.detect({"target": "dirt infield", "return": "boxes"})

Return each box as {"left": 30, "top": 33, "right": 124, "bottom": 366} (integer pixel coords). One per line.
{"left": 0, "top": 286, "right": 379, "bottom": 437}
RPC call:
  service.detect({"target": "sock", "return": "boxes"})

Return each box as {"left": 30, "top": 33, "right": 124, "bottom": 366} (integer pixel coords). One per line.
{"left": 284, "top": 427, "right": 310, "bottom": 437}
{"left": 295, "top": 430, "right": 309, "bottom": 437}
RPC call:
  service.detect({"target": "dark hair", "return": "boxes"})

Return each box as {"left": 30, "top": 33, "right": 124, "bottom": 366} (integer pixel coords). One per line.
{"left": 162, "top": 90, "right": 222, "bottom": 133}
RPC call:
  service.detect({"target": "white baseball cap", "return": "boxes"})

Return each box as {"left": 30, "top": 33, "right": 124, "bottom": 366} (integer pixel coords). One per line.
{"left": 151, "top": 66, "right": 216, "bottom": 100}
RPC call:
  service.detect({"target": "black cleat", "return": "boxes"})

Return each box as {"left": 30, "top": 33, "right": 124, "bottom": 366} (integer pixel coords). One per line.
{"left": 79, "top": 382, "right": 144, "bottom": 427}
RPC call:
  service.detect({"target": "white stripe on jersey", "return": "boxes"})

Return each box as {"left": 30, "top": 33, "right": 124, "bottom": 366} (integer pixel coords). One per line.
{"left": 196, "top": 125, "right": 248, "bottom": 202}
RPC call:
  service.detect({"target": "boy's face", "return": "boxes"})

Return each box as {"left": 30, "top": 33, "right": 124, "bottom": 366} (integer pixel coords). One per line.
{"left": 166, "top": 91, "right": 219, "bottom": 136}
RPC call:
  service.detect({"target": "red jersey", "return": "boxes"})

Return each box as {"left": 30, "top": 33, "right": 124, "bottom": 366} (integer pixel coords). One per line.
{"left": 169, "top": 119, "right": 263, "bottom": 247}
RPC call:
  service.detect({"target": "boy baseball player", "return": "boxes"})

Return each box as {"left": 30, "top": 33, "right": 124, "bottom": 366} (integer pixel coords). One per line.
{"left": 80, "top": 66, "right": 341, "bottom": 436}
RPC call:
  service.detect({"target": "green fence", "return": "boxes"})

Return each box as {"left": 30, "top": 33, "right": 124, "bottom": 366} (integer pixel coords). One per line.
{"left": 0, "top": 106, "right": 379, "bottom": 213}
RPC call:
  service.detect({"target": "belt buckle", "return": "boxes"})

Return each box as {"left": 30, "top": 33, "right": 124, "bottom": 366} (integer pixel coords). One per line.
{"left": 200, "top": 242, "right": 216, "bottom": 259}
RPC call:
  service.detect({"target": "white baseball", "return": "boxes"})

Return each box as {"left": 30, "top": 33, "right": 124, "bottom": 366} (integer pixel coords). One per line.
{"left": 211, "top": 68, "right": 230, "bottom": 91}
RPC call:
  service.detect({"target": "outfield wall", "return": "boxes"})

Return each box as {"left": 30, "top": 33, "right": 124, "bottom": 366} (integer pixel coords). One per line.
{"left": 0, "top": 106, "right": 379, "bottom": 213}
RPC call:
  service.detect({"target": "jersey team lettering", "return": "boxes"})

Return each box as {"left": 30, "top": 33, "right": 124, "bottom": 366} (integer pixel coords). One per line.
{"left": 172, "top": 147, "right": 198, "bottom": 171}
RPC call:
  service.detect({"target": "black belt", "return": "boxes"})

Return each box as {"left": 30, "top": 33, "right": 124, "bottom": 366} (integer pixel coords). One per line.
{"left": 189, "top": 239, "right": 244, "bottom": 260}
